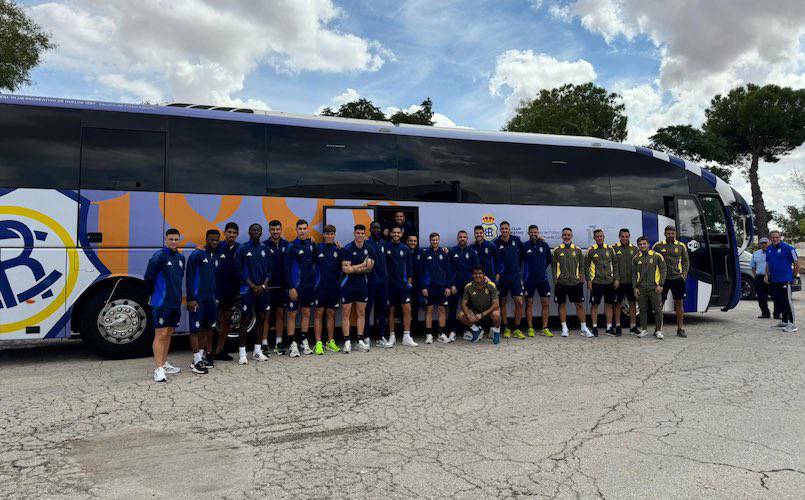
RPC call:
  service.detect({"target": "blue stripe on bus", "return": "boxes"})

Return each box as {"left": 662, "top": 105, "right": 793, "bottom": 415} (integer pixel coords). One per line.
{"left": 683, "top": 275, "right": 698, "bottom": 312}
{"left": 700, "top": 168, "right": 718, "bottom": 187}
{"left": 641, "top": 212, "right": 659, "bottom": 246}
{"left": 634, "top": 146, "right": 654, "bottom": 157}
{"left": 668, "top": 155, "right": 686, "bottom": 169}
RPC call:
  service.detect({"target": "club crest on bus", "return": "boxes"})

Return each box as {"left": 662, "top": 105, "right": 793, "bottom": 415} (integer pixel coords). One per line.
{"left": 0, "top": 220, "right": 64, "bottom": 309}
{"left": 481, "top": 214, "right": 497, "bottom": 241}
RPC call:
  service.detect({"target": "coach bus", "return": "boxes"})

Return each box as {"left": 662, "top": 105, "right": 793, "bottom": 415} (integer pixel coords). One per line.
{"left": 0, "top": 94, "right": 751, "bottom": 357}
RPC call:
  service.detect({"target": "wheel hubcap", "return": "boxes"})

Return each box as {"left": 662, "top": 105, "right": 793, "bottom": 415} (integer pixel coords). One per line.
{"left": 97, "top": 299, "right": 147, "bottom": 344}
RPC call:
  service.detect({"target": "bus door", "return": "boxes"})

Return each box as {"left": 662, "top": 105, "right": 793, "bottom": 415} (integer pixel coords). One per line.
{"left": 698, "top": 194, "right": 736, "bottom": 308}
{"left": 322, "top": 206, "right": 378, "bottom": 246}
{"left": 673, "top": 196, "right": 714, "bottom": 310}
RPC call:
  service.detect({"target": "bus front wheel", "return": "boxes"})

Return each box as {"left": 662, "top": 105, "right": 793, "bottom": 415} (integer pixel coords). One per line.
{"left": 79, "top": 282, "right": 153, "bottom": 359}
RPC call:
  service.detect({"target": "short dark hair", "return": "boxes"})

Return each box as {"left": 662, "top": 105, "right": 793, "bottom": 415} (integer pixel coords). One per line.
{"left": 473, "top": 225, "right": 483, "bottom": 232}
{"left": 206, "top": 229, "right": 220, "bottom": 238}
{"left": 665, "top": 225, "right": 676, "bottom": 232}
{"left": 618, "top": 228, "right": 630, "bottom": 236}
{"left": 562, "top": 227, "right": 572, "bottom": 233}
{"left": 296, "top": 219, "right": 308, "bottom": 227}
{"left": 457, "top": 229, "right": 467, "bottom": 235}
{"left": 593, "top": 229, "right": 603, "bottom": 236}
{"left": 637, "top": 236, "right": 648, "bottom": 244}
{"left": 370, "top": 220, "right": 381, "bottom": 227}
{"left": 528, "top": 224, "right": 538, "bottom": 231}
{"left": 471, "top": 265, "right": 484, "bottom": 273}
{"left": 269, "top": 220, "right": 282, "bottom": 228}
{"left": 407, "top": 234, "right": 418, "bottom": 242}
{"left": 249, "top": 223, "right": 262, "bottom": 231}
{"left": 390, "top": 226, "right": 402, "bottom": 233}
{"left": 323, "top": 224, "right": 336, "bottom": 233}
{"left": 225, "top": 222, "right": 239, "bottom": 232}
{"left": 165, "top": 228, "right": 180, "bottom": 237}
{"left": 429, "top": 232, "right": 440, "bottom": 239}
{"left": 500, "top": 221, "right": 510, "bottom": 228}
{"left": 354, "top": 224, "right": 366, "bottom": 231}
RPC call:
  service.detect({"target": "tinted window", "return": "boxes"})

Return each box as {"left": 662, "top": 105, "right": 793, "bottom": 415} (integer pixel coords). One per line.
{"left": 609, "top": 150, "right": 688, "bottom": 213}
{"left": 0, "top": 105, "right": 80, "bottom": 189}
{"left": 397, "top": 137, "right": 511, "bottom": 203}
{"left": 81, "top": 128, "right": 165, "bottom": 191}
{"left": 168, "top": 117, "right": 266, "bottom": 195}
{"left": 268, "top": 125, "right": 396, "bottom": 199}
{"left": 510, "top": 144, "right": 611, "bottom": 207}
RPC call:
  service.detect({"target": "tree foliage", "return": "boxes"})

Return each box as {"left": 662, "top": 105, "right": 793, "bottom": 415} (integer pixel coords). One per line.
{"left": 320, "top": 97, "right": 435, "bottom": 126}
{"left": 648, "top": 124, "right": 733, "bottom": 182}
{"left": 773, "top": 205, "right": 805, "bottom": 243}
{"left": 0, "top": 0, "right": 54, "bottom": 91}
{"left": 504, "top": 82, "right": 628, "bottom": 142}
{"left": 388, "top": 98, "right": 435, "bottom": 126}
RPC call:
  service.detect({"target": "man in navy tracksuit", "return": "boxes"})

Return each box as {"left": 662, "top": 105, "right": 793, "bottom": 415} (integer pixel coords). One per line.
{"left": 185, "top": 229, "right": 221, "bottom": 374}
{"left": 145, "top": 228, "right": 186, "bottom": 383}
{"left": 340, "top": 224, "right": 376, "bottom": 353}
{"left": 449, "top": 230, "right": 480, "bottom": 341}
{"left": 765, "top": 230, "right": 800, "bottom": 332}
{"left": 473, "top": 225, "right": 498, "bottom": 281}
{"left": 386, "top": 226, "right": 417, "bottom": 347}
{"left": 236, "top": 223, "right": 272, "bottom": 364}
{"left": 419, "top": 232, "right": 454, "bottom": 344}
{"left": 366, "top": 221, "right": 390, "bottom": 347}
{"left": 265, "top": 220, "right": 289, "bottom": 354}
{"left": 406, "top": 234, "right": 421, "bottom": 335}
{"left": 523, "top": 225, "right": 553, "bottom": 337}
{"left": 213, "top": 222, "right": 239, "bottom": 362}
{"left": 314, "top": 224, "right": 342, "bottom": 354}
{"left": 285, "top": 219, "right": 317, "bottom": 358}
{"left": 494, "top": 221, "right": 526, "bottom": 339}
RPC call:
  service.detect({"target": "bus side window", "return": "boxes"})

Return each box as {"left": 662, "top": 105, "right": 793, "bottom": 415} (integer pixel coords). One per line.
{"left": 80, "top": 128, "right": 166, "bottom": 192}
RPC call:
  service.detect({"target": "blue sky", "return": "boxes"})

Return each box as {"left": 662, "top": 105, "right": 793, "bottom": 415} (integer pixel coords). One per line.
{"left": 16, "top": 0, "right": 805, "bottom": 210}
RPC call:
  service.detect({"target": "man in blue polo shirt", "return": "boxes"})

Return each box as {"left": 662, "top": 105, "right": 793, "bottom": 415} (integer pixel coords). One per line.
{"left": 765, "top": 230, "right": 799, "bottom": 333}
{"left": 751, "top": 237, "right": 773, "bottom": 319}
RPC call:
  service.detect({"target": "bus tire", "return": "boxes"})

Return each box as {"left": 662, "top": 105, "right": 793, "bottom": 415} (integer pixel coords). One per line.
{"left": 740, "top": 274, "right": 756, "bottom": 301}
{"left": 79, "top": 282, "right": 153, "bottom": 359}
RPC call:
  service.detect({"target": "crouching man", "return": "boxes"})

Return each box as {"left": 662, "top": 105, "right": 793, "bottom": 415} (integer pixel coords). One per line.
{"left": 457, "top": 266, "right": 502, "bottom": 344}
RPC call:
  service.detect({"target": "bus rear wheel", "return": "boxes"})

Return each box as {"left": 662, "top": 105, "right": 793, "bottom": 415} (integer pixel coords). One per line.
{"left": 79, "top": 282, "right": 153, "bottom": 359}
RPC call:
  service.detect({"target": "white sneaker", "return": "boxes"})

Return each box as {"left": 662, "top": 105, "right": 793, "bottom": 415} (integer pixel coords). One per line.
{"left": 162, "top": 361, "right": 180, "bottom": 374}
{"left": 655, "top": 331, "right": 664, "bottom": 340}
{"left": 402, "top": 334, "right": 418, "bottom": 347}
{"left": 253, "top": 350, "right": 269, "bottom": 361}
{"left": 637, "top": 329, "right": 649, "bottom": 338}
{"left": 376, "top": 337, "right": 387, "bottom": 348}
{"left": 238, "top": 356, "right": 248, "bottom": 365}
{"left": 463, "top": 331, "right": 473, "bottom": 341}
{"left": 288, "top": 342, "right": 300, "bottom": 358}
{"left": 153, "top": 367, "right": 166, "bottom": 382}
{"left": 425, "top": 334, "right": 433, "bottom": 344}
{"left": 357, "top": 339, "right": 370, "bottom": 352}
{"left": 437, "top": 333, "right": 449, "bottom": 343}
{"left": 580, "top": 325, "right": 593, "bottom": 338}
{"left": 448, "top": 332, "right": 456, "bottom": 343}
{"left": 343, "top": 340, "right": 351, "bottom": 353}
{"left": 301, "top": 339, "right": 313, "bottom": 355}
{"left": 385, "top": 334, "right": 396, "bottom": 348}
{"left": 561, "top": 328, "right": 569, "bottom": 337}
{"left": 783, "top": 324, "right": 798, "bottom": 333}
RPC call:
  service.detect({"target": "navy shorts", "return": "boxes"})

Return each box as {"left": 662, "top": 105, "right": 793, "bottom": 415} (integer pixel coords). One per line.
{"left": 218, "top": 294, "right": 237, "bottom": 311}
{"left": 189, "top": 298, "right": 218, "bottom": 333}
{"left": 590, "top": 283, "right": 617, "bottom": 305}
{"left": 616, "top": 283, "right": 636, "bottom": 303}
{"left": 315, "top": 287, "right": 340, "bottom": 309}
{"left": 525, "top": 280, "right": 552, "bottom": 299}
{"left": 498, "top": 276, "right": 524, "bottom": 297}
{"left": 152, "top": 306, "right": 181, "bottom": 329}
{"left": 287, "top": 287, "right": 315, "bottom": 311}
{"left": 240, "top": 290, "right": 271, "bottom": 314}
{"left": 554, "top": 283, "right": 584, "bottom": 304}
{"left": 423, "top": 286, "right": 449, "bottom": 307}
{"left": 662, "top": 278, "right": 687, "bottom": 301}
{"left": 389, "top": 285, "right": 412, "bottom": 307}
{"left": 269, "top": 286, "right": 287, "bottom": 309}
{"left": 341, "top": 285, "right": 369, "bottom": 304}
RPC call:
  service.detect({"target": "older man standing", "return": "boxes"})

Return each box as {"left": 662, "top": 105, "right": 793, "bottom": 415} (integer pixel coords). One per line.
{"left": 751, "top": 238, "right": 773, "bottom": 319}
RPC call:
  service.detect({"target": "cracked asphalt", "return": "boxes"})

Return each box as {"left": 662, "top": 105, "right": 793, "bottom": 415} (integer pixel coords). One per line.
{"left": 1, "top": 298, "right": 804, "bottom": 499}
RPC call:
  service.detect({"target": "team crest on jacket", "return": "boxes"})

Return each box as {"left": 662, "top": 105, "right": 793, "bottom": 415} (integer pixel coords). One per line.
{"left": 481, "top": 214, "right": 497, "bottom": 241}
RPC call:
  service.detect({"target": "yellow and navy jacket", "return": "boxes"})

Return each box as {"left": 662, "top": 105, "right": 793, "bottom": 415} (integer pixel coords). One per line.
{"left": 584, "top": 243, "right": 619, "bottom": 285}
{"left": 652, "top": 240, "right": 689, "bottom": 281}
{"left": 552, "top": 243, "right": 584, "bottom": 286}
{"left": 632, "top": 249, "right": 667, "bottom": 288}
{"left": 612, "top": 242, "right": 639, "bottom": 284}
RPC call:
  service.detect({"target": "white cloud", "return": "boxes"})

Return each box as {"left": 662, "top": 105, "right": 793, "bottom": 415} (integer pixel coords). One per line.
{"left": 332, "top": 88, "right": 361, "bottom": 106}
{"left": 489, "top": 49, "right": 597, "bottom": 114}
{"left": 97, "top": 74, "right": 163, "bottom": 104}
{"left": 384, "top": 104, "right": 470, "bottom": 129}
{"left": 27, "top": 1, "right": 391, "bottom": 106}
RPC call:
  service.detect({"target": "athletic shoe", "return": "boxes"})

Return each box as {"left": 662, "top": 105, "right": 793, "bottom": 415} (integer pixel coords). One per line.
{"left": 402, "top": 334, "right": 418, "bottom": 347}
{"left": 343, "top": 340, "right": 351, "bottom": 354}
{"left": 758, "top": 314, "right": 771, "bottom": 319}
{"left": 655, "top": 331, "right": 664, "bottom": 340}
{"left": 162, "top": 361, "right": 181, "bottom": 374}
{"left": 357, "top": 339, "right": 370, "bottom": 352}
{"left": 425, "top": 334, "right": 434, "bottom": 344}
{"left": 580, "top": 325, "right": 593, "bottom": 338}
{"left": 774, "top": 313, "right": 781, "bottom": 320}
{"left": 204, "top": 353, "right": 215, "bottom": 368}
{"left": 775, "top": 321, "right": 788, "bottom": 328}
{"left": 561, "top": 328, "right": 569, "bottom": 337}
{"left": 448, "top": 332, "right": 456, "bottom": 343}
{"left": 326, "top": 339, "right": 341, "bottom": 353}
{"left": 153, "top": 367, "right": 167, "bottom": 383}
{"left": 676, "top": 329, "right": 687, "bottom": 338}
{"left": 314, "top": 341, "right": 324, "bottom": 355}
{"left": 190, "top": 361, "right": 208, "bottom": 374}
{"left": 503, "top": 328, "right": 511, "bottom": 339}
{"left": 492, "top": 330, "right": 501, "bottom": 344}
{"left": 637, "top": 329, "right": 649, "bottom": 338}
{"left": 783, "top": 324, "right": 799, "bottom": 333}
{"left": 385, "top": 334, "right": 396, "bottom": 348}
{"left": 526, "top": 327, "right": 536, "bottom": 337}
{"left": 253, "top": 350, "right": 269, "bottom": 362}
{"left": 274, "top": 345, "right": 286, "bottom": 356}
{"left": 463, "top": 331, "right": 473, "bottom": 341}
{"left": 470, "top": 325, "right": 482, "bottom": 343}
{"left": 629, "top": 326, "right": 641, "bottom": 335}
{"left": 591, "top": 327, "right": 599, "bottom": 337}
{"left": 288, "top": 342, "right": 300, "bottom": 358}
{"left": 300, "top": 339, "right": 313, "bottom": 355}
{"left": 376, "top": 338, "right": 387, "bottom": 348}
{"left": 238, "top": 355, "right": 248, "bottom": 365}
{"left": 437, "top": 333, "right": 449, "bottom": 343}
{"left": 615, "top": 326, "right": 623, "bottom": 336}
{"left": 513, "top": 329, "right": 526, "bottom": 339}
{"left": 606, "top": 328, "right": 617, "bottom": 337}
{"left": 541, "top": 328, "right": 554, "bottom": 338}
{"left": 214, "top": 351, "right": 233, "bottom": 361}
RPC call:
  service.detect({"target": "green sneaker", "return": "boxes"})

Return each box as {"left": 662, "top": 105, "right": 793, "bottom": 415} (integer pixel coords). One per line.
{"left": 541, "top": 328, "right": 554, "bottom": 338}
{"left": 513, "top": 329, "right": 526, "bottom": 339}
{"left": 503, "top": 328, "right": 511, "bottom": 338}
{"left": 526, "top": 327, "right": 536, "bottom": 337}
{"left": 325, "top": 339, "right": 341, "bottom": 353}
{"left": 314, "top": 341, "right": 324, "bottom": 355}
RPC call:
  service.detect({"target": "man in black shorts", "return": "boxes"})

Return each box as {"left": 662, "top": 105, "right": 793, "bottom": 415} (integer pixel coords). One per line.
{"left": 214, "top": 222, "right": 239, "bottom": 361}
{"left": 652, "top": 225, "right": 690, "bottom": 337}
{"left": 457, "top": 266, "right": 502, "bottom": 344}
{"left": 584, "top": 229, "right": 619, "bottom": 336}
{"left": 552, "top": 228, "right": 591, "bottom": 338}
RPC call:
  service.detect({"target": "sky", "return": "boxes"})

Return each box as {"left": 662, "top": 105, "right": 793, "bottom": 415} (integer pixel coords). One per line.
{"left": 16, "top": 0, "right": 805, "bottom": 212}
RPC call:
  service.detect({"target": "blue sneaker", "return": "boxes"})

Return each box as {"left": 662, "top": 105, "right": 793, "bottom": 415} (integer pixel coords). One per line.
{"left": 493, "top": 329, "right": 501, "bottom": 345}
{"left": 470, "top": 325, "right": 482, "bottom": 343}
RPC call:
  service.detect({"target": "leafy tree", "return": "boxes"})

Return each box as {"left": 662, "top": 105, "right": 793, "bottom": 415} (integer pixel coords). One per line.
{"left": 504, "top": 82, "right": 628, "bottom": 142}
{"left": 320, "top": 98, "right": 385, "bottom": 121}
{"left": 388, "top": 98, "right": 435, "bottom": 126}
{"left": 648, "top": 124, "right": 733, "bottom": 182}
{"left": 703, "top": 84, "right": 805, "bottom": 237}
{"left": 0, "top": 0, "right": 54, "bottom": 91}
{"left": 773, "top": 205, "right": 805, "bottom": 243}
